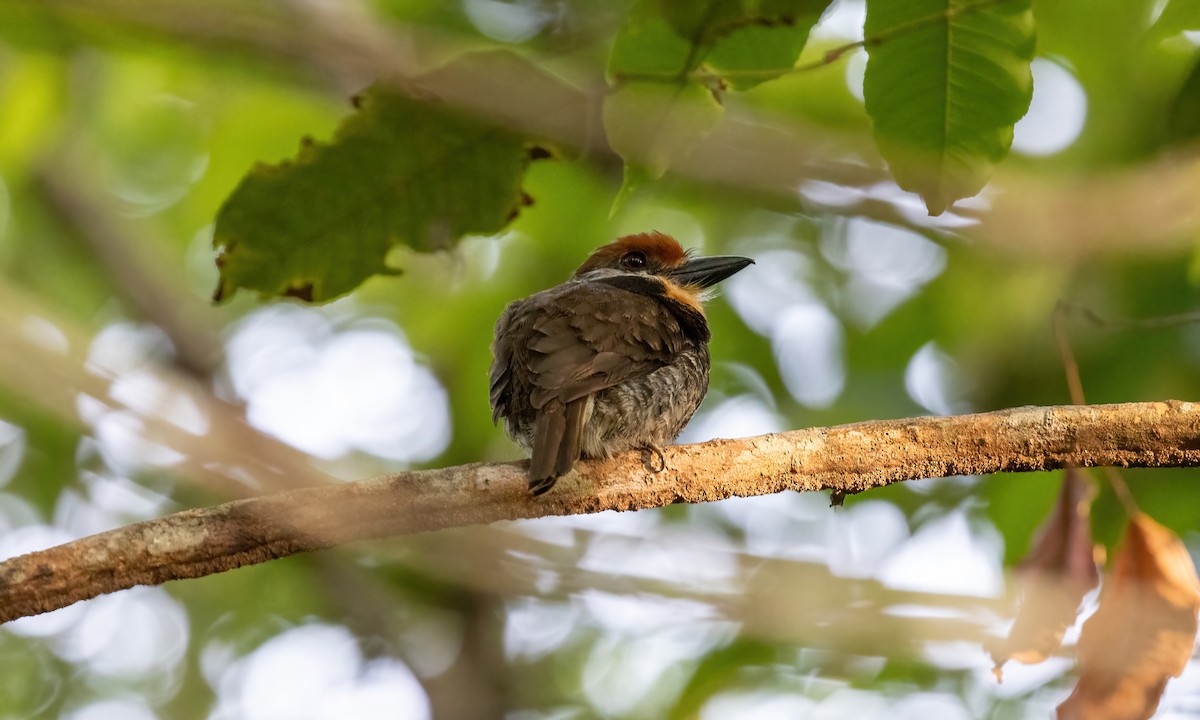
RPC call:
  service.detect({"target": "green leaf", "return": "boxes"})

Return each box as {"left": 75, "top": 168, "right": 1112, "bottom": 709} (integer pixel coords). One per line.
{"left": 863, "top": 0, "right": 1035, "bottom": 215}
{"left": 603, "top": 0, "right": 830, "bottom": 192}
{"left": 212, "top": 70, "right": 545, "bottom": 303}
{"left": 704, "top": 21, "right": 821, "bottom": 90}
{"left": 608, "top": 4, "right": 697, "bottom": 81}
{"left": 667, "top": 638, "right": 778, "bottom": 719}
{"left": 605, "top": 2, "right": 720, "bottom": 186}
{"left": 603, "top": 81, "right": 725, "bottom": 180}
{"left": 662, "top": 0, "right": 833, "bottom": 90}
{"left": 1167, "top": 54, "right": 1200, "bottom": 144}
{"left": 1151, "top": 0, "right": 1200, "bottom": 39}
{"left": 609, "top": 0, "right": 831, "bottom": 85}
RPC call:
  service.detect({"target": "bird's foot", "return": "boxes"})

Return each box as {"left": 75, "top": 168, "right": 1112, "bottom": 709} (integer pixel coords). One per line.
{"left": 639, "top": 444, "right": 667, "bottom": 473}
{"left": 529, "top": 475, "right": 558, "bottom": 496}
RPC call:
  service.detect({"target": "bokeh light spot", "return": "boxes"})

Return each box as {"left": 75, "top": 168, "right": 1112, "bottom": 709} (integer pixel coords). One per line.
{"left": 771, "top": 304, "right": 846, "bottom": 408}
{"left": 462, "top": 0, "right": 551, "bottom": 43}
{"left": 0, "top": 419, "right": 25, "bottom": 489}
{"left": 904, "top": 342, "right": 972, "bottom": 416}
{"left": 821, "top": 219, "right": 947, "bottom": 329}
{"left": 63, "top": 698, "right": 159, "bottom": 720}
{"left": 1013, "top": 58, "right": 1087, "bottom": 157}
{"left": 879, "top": 510, "right": 1003, "bottom": 597}
{"left": 211, "top": 623, "right": 431, "bottom": 720}
{"left": 226, "top": 307, "right": 451, "bottom": 463}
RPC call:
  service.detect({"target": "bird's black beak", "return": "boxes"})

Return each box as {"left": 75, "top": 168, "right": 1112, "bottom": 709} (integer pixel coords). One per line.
{"left": 665, "top": 255, "right": 754, "bottom": 288}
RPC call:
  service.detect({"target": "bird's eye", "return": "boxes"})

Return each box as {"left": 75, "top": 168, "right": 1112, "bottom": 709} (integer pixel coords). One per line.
{"left": 620, "top": 251, "right": 648, "bottom": 270}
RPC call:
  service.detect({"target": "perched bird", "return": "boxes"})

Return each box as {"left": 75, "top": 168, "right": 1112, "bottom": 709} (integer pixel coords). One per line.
{"left": 489, "top": 231, "right": 753, "bottom": 495}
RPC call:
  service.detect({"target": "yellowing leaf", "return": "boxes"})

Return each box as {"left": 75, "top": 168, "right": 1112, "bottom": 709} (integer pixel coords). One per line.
{"left": 1058, "top": 514, "right": 1200, "bottom": 720}
{"left": 991, "top": 470, "right": 1099, "bottom": 678}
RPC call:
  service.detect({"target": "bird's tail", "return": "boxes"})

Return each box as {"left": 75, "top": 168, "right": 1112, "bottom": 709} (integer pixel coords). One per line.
{"left": 529, "top": 398, "right": 587, "bottom": 495}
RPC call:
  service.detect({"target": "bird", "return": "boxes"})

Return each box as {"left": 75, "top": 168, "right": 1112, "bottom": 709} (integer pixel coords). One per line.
{"left": 489, "top": 231, "right": 753, "bottom": 495}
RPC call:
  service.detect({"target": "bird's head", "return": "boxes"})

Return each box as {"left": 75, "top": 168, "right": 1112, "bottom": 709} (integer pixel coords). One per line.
{"left": 573, "top": 231, "right": 753, "bottom": 311}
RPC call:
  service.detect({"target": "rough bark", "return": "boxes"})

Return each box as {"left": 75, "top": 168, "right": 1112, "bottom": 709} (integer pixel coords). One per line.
{"left": 2, "top": 401, "right": 1200, "bottom": 624}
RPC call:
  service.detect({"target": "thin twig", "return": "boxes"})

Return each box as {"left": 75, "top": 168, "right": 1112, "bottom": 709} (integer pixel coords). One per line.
{"left": 1053, "top": 302, "right": 1141, "bottom": 515}
{"left": 33, "top": 163, "right": 224, "bottom": 379}
{"left": 1054, "top": 302, "right": 1088, "bottom": 407}
{"left": 1059, "top": 301, "right": 1200, "bottom": 331}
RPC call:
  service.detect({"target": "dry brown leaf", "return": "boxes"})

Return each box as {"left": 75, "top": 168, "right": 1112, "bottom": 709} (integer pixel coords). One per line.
{"left": 991, "top": 469, "right": 1100, "bottom": 679}
{"left": 1057, "top": 513, "right": 1200, "bottom": 720}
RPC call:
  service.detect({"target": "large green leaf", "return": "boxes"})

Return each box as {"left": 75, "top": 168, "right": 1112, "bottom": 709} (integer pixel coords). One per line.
{"left": 863, "top": 0, "right": 1035, "bottom": 215}
{"left": 212, "top": 72, "right": 544, "bottom": 303}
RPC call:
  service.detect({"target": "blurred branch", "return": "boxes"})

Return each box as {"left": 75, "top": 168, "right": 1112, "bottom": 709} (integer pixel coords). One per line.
{"left": 0, "top": 281, "right": 329, "bottom": 495}
{"left": 26, "top": 164, "right": 333, "bottom": 494}
{"left": 390, "top": 527, "right": 1007, "bottom": 656}
{"left": 33, "top": 162, "right": 223, "bottom": 379}
{"left": 3, "top": 400, "right": 1200, "bottom": 623}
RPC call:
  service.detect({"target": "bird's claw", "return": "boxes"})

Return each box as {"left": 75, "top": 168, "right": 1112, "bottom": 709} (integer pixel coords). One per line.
{"left": 529, "top": 476, "right": 558, "bottom": 496}
{"left": 640, "top": 445, "right": 667, "bottom": 473}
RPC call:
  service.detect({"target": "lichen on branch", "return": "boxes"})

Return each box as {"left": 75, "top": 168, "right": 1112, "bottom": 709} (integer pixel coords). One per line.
{"left": 2, "top": 400, "right": 1199, "bottom": 625}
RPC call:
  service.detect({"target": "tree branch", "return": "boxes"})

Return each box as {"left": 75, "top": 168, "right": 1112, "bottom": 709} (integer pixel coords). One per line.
{"left": 3, "top": 401, "right": 1200, "bottom": 624}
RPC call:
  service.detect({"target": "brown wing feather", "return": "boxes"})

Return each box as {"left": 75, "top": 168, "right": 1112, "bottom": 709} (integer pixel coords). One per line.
{"left": 520, "top": 281, "right": 684, "bottom": 491}
{"left": 529, "top": 397, "right": 589, "bottom": 495}
{"left": 534, "top": 286, "right": 681, "bottom": 398}
{"left": 489, "top": 297, "right": 528, "bottom": 424}
{"left": 556, "top": 398, "right": 588, "bottom": 475}
{"left": 529, "top": 403, "right": 564, "bottom": 490}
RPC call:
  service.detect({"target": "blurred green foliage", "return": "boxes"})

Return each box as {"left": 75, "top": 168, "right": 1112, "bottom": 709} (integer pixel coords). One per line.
{"left": 0, "top": 0, "right": 1199, "bottom": 717}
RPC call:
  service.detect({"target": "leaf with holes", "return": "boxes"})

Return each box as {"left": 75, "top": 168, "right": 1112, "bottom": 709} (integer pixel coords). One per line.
{"left": 604, "top": 0, "right": 831, "bottom": 191}
{"left": 863, "top": 0, "right": 1035, "bottom": 215}
{"left": 213, "top": 68, "right": 547, "bottom": 303}
{"left": 661, "top": 0, "right": 833, "bottom": 90}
